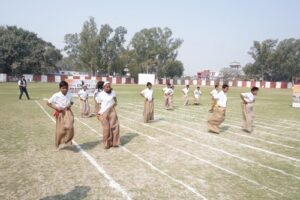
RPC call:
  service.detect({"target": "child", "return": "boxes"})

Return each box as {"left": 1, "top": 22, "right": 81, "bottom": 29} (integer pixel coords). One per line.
{"left": 193, "top": 86, "right": 202, "bottom": 105}
{"left": 78, "top": 85, "right": 90, "bottom": 117}
{"left": 240, "top": 87, "right": 259, "bottom": 132}
{"left": 141, "top": 82, "right": 154, "bottom": 123}
{"left": 93, "top": 81, "right": 104, "bottom": 114}
{"left": 207, "top": 84, "right": 229, "bottom": 134}
{"left": 162, "top": 83, "right": 173, "bottom": 110}
{"left": 96, "top": 81, "right": 120, "bottom": 149}
{"left": 209, "top": 84, "right": 220, "bottom": 112}
{"left": 47, "top": 81, "right": 74, "bottom": 149}
{"left": 182, "top": 85, "right": 190, "bottom": 106}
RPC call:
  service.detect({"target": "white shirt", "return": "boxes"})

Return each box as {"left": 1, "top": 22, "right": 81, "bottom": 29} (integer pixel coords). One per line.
{"left": 96, "top": 91, "right": 116, "bottom": 114}
{"left": 48, "top": 92, "right": 73, "bottom": 110}
{"left": 163, "top": 87, "right": 172, "bottom": 95}
{"left": 194, "top": 89, "right": 202, "bottom": 98}
{"left": 214, "top": 90, "right": 227, "bottom": 108}
{"left": 78, "top": 89, "right": 89, "bottom": 100}
{"left": 241, "top": 92, "right": 255, "bottom": 103}
{"left": 141, "top": 88, "right": 153, "bottom": 102}
{"left": 93, "top": 89, "right": 102, "bottom": 99}
{"left": 182, "top": 88, "right": 189, "bottom": 95}
{"left": 210, "top": 89, "right": 218, "bottom": 96}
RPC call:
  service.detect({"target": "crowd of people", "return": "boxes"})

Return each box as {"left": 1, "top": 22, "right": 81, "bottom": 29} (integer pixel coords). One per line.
{"left": 46, "top": 80, "right": 259, "bottom": 150}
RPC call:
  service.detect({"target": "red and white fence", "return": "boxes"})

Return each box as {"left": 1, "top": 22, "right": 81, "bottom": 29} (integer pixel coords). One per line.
{"left": 0, "top": 73, "right": 293, "bottom": 89}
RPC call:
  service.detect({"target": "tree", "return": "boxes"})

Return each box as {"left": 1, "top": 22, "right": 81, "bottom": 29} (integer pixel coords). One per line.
{"left": 130, "top": 27, "right": 184, "bottom": 78}
{"left": 162, "top": 59, "right": 184, "bottom": 78}
{"left": 63, "top": 17, "right": 128, "bottom": 76}
{"left": 243, "top": 38, "right": 300, "bottom": 81}
{"left": 220, "top": 67, "right": 243, "bottom": 81}
{"left": 0, "top": 26, "right": 62, "bottom": 74}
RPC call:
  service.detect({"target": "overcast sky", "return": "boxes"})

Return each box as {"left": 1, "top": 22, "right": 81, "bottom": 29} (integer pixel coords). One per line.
{"left": 1, "top": 0, "right": 299, "bottom": 75}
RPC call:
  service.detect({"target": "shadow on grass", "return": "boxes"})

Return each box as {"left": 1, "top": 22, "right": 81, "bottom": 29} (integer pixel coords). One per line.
{"left": 121, "top": 132, "right": 139, "bottom": 146}
{"left": 221, "top": 125, "right": 230, "bottom": 132}
{"left": 40, "top": 186, "right": 90, "bottom": 200}
{"left": 61, "top": 140, "right": 101, "bottom": 152}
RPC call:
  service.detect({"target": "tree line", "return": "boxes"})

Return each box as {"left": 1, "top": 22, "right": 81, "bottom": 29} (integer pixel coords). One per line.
{"left": 61, "top": 17, "right": 184, "bottom": 78}
{"left": 244, "top": 39, "right": 300, "bottom": 81}
{"left": 1, "top": 17, "right": 299, "bottom": 81}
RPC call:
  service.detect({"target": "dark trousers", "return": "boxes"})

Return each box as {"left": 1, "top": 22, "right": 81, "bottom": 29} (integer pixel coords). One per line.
{"left": 19, "top": 87, "right": 30, "bottom": 99}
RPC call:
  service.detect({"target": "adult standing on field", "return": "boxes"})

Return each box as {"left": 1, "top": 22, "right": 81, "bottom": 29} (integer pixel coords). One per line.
{"left": 18, "top": 75, "right": 30, "bottom": 100}
{"left": 96, "top": 81, "right": 120, "bottom": 149}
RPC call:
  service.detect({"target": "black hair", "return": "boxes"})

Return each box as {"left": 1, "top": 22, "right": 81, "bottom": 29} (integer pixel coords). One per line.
{"left": 215, "top": 84, "right": 219, "bottom": 88}
{"left": 222, "top": 84, "right": 229, "bottom": 89}
{"left": 197, "top": 86, "right": 200, "bottom": 89}
{"left": 146, "top": 82, "right": 152, "bottom": 86}
{"left": 59, "top": 80, "right": 69, "bottom": 88}
{"left": 97, "top": 81, "right": 104, "bottom": 90}
{"left": 186, "top": 85, "right": 189, "bottom": 87}
{"left": 251, "top": 86, "right": 259, "bottom": 92}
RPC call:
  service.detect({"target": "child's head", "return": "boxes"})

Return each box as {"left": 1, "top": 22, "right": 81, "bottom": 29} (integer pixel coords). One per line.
{"left": 97, "top": 81, "right": 104, "bottom": 90}
{"left": 83, "top": 85, "right": 88, "bottom": 91}
{"left": 197, "top": 86, "right": 200, "bottom": 90}
{"left": 167, "top": 83, "right": 171, "bottom": 88}
{"left": 251, "top": 86, "right": 259, "bottom": 95}
{"left": 222, "top": 84, "right": 229, "bottom": 93}
{"left": 103, "top": 81, "right": 112, "bottom": 94}
{"left": 59, "top": 81, "right": 69, "bottom": 95}
{"left": 215, "top": 84, "right": 220, "bottom": 89}
{"left": 146, "top": 82, "right": 152, "bottom": 89}
{"left": 186, "top": 85, "right": 189, "bottom": 88}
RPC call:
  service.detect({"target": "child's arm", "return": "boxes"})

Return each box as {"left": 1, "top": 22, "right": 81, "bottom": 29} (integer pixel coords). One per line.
{"left": 47, "top": 102, "right": 62, "bottom": 111}
{"left": 240, "top": 93, "right": 247, "bottom": 104}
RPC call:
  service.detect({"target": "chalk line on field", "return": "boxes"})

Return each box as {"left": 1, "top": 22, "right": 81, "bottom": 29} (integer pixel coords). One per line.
{"left": 150, "top": 103, "right": 300, "bottom": 141}
{"left": 35, "top": 100, "right": 132, "bottom": 200}
{"left": 144, "top": 104, "right": 298, "bottom": 149}
{"left": 118, "top": 123, "right": 283, "bottom": 195}
{"left": 172, "top": 103, "right": 300, "bottom": 130}
{"left": 74, "top": 116, "right": 208, "bottom": 200}
{"left": 123, "top": 104, "right": 300, "bottom": 162}
{"left": 116, "top": 111, "right": 300, "bottom": 180}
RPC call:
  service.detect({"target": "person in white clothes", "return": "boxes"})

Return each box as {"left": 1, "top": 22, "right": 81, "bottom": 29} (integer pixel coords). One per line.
{"left": 193, "top": 86, "right": 202, "bottom": 105}
{"left": 96, "top": 81, "right": 120, "bottom": 149}
{"left": 240, "top": 87, "right": 259, "bottom": 132}
{"left": 141, "top": 82, "right": 154, "bottom": 123}
{"left": 209, "top": 84, "right": 220, "bottom": 112}
{"left": 47, "top": 81, "right": 74, "bottom": 149}
{"left": 162, "top": 83, "right": 173, "bottom": 110}
{"left": 93, "top": 81, "right": 104, "bottom": 114}
{"left": 78, "top": 85, "right": 90, "bottom": 117}
{"left": 208, "top": 84, "right": 229, "bottom": 134}
{"left": 182, "top": 85, "right": 190, "bottom": 106}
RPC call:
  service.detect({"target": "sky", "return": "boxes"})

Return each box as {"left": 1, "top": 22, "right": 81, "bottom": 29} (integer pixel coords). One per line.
{"left": 1, "top": 0, "right": 300, "bottom": 75}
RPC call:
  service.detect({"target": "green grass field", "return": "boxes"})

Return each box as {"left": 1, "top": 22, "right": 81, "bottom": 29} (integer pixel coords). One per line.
{"left": 0, "top": 82, "right": 299, "bottom": 200}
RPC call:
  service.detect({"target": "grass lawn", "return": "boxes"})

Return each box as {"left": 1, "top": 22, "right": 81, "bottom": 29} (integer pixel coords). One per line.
{"left": 0, "top": 82, "right": 299, "bottom": 200}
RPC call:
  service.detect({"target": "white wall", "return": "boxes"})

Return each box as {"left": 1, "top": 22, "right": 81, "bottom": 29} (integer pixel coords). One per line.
{"left": 138, "top": 73, "right": 155, "bottom": 85}
{"left": 0, "top": 73, "right": 7, "bottom": 82}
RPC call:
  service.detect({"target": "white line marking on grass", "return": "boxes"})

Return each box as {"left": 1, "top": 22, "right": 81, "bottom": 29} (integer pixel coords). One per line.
{"left": 151, "top": 104, "right": 297, "bottom": 149}
{"left": 74, "top": 116, "right": 208, "bottom": 200}
{"left": 116, "top": 113, "right": 300, "bottom": 181}
{"left": 119, "top": 124, "right": 283, "bottom": 195}
{"left": 166, "top": 105, "right": 300, "bottom": 142}
{"left": 123, "top": 105, "right": 300, "bottom": 162}
{"left": 122, "top": 147, "right": 209, "bottom": 199}
{"left": 142, "top": 104, "right": 297, "bottom": 149}
{"left": 169, "top": 103, "right": 300, "bottom": 130}
{"left": 35, "top": 100, "right": 132, "bottom": 200}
